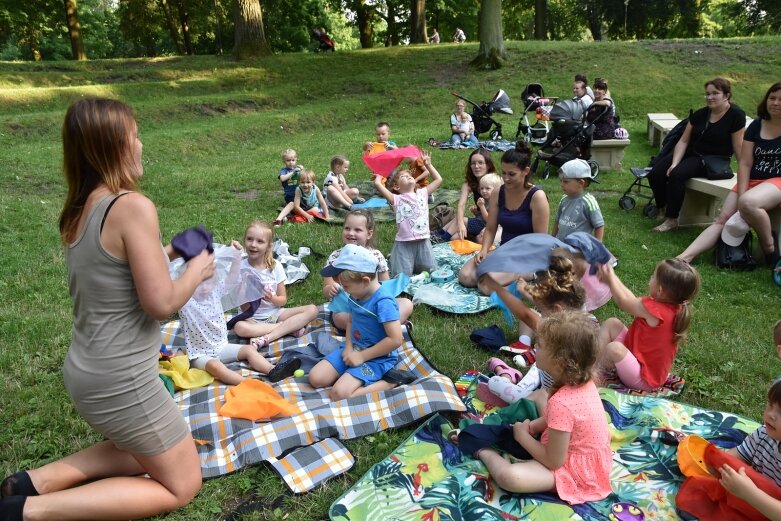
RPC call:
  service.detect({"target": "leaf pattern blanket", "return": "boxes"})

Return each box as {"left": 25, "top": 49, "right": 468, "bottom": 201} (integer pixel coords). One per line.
{"left": 330, "top": 383, "right": 759, "bottom": 520}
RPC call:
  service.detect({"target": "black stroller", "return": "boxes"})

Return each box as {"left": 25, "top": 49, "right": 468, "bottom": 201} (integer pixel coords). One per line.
{"left": 531, "top": 98, "right": 608, "bottom": 179}
{"left": 619, "top": 115, "right": 690, "bottom": 217}
{"left": 515, "top": 83, "right": 557, "bottom": 145}
{"left": 451, "top": 90, "right": 513, "bottom": 141}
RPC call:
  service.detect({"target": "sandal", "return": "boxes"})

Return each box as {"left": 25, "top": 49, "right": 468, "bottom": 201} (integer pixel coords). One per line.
{"left": 486, "top": 357, "right": 522, "bottom": 384}
{"left": 652, "top": 219, "right": 678, "bottom": 233}
{"left": 267, "top": 357, "right": 302, "bottom": 383}
{"left": 476, "top": 381, "right": 509, "bottom": 407}
{"left": 251, "top": 336, "right": 269, "bottom": 350}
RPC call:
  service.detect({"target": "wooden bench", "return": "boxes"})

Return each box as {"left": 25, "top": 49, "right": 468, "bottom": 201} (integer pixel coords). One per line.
{"left": 647, "top": 113, "right": 680, "bottom": 148}
{"left": 590, "top": 138, "right": 631, "bottom": 171}
{"left": 679, "top": 176, "right": 781, "bottom": 232}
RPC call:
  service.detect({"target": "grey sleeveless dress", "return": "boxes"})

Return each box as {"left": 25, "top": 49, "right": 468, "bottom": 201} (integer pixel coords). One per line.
{"left": 63, "top": 193, "right": 189, "bottom": 456}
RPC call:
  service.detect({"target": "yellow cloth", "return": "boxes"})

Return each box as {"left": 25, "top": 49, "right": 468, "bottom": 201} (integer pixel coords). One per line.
{"left": 365, "top": 142, "right": 387, "bottom": 155}
{"left": 158, "top": 355, "right": 214, "bottom": 390}
{"left": 217, "top": 379, "right": 301, "bottom": 421}
{"left": 449, "top": 239, "right": 495, "bottom": 255}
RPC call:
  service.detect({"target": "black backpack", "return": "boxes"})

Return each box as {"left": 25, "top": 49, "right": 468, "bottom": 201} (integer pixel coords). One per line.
{"left": 714, "top": 234, "right": 757, "bottom": 271}
{"left": 649, "top": 109, "right": 694, "bottom": 169}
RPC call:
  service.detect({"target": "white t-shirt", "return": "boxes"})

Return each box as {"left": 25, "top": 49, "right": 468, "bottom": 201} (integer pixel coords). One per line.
{"left": 450, "top": 113, "right": 472, "bottom": 134}
{"left": 242, "top": 258, "right": 287, "bottom": 320}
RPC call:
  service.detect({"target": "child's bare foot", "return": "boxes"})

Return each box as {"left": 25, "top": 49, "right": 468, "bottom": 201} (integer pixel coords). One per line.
{"left": 293, "top": 327, "right": 306, "bottom": 338}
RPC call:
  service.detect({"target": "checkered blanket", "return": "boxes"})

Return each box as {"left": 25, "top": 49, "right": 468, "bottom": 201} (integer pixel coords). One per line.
{"left": 160, "top": 307, "right": 466, "bottom": 493}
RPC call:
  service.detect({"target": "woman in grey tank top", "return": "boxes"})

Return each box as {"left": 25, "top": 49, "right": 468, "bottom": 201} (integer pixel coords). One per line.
{"left": 0, "top": 98, "right": 215, "bottom": 520}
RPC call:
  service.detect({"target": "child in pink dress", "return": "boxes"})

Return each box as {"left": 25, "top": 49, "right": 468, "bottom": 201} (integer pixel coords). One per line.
{"left": 475, "top": 311, "right": 612, "bottom": 504}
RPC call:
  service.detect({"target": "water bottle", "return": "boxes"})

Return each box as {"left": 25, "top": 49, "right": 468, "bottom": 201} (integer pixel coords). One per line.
{"left": 410, "top": 271, "right": 430, "bottom": 283}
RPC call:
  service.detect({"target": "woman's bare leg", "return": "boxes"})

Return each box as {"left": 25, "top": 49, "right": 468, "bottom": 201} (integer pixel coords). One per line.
{"left": 677, "top": 192, "right": 737, "bottom": 263}
{"left": 21, "top": 435, "right": 201, "bottom": 520}
{"left": 739, "top": 184, "right": 781, "bottom": 256}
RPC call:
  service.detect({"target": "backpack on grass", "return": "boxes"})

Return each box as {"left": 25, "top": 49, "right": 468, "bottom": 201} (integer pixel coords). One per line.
{"left": 714, "top": 233, "right": 757, "bottom": 271}
{"left": 429, "top": 203, "right": 456, "bottom": 232}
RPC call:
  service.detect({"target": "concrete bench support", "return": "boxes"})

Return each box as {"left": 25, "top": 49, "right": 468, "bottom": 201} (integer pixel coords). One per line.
{"left": 680, "top": 177, "right": 781, "bottom": 232}
{"left": 591, "top": 139, "right": 631, "bottom": 171}
{"left": 647, "top": 113, "right": 680, "bottom": 148}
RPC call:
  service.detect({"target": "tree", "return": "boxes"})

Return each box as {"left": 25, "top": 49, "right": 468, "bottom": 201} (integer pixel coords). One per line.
{"left": 63, "top": 0, "right": 87, "bottom": 59}
{"left": 534, "top": 0, "right": 546, "bottom": 39}
{"left": 471, "top": 0, "right": 506, "bottom": 69}
{"left": 233, "top": 0, "right": 270, "bottom": 59}
{"left": 350, "top": 0, "right": 375, "bottom": 48}
{"left": 409, "top": 0, "right": 427, "bottom": 43}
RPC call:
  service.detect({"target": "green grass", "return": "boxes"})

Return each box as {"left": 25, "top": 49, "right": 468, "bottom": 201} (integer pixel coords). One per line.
{"left": 2, "top": 38, "right": 781, "bottom": 520}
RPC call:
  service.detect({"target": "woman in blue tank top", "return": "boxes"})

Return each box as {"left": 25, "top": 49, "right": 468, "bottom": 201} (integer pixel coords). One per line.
{"left": 458, "top": 141, "right": 550, "bottom": 293}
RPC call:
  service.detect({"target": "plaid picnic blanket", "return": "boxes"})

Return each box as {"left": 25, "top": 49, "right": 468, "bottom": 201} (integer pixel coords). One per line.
{"left": 404, "top": 242, "right": 496, "bottom": 314}
{"left": 159, "top": 307, "right": 466, "bottom": 492}
{"left": 329, "top": 383, "right": 759, "bottom": 520}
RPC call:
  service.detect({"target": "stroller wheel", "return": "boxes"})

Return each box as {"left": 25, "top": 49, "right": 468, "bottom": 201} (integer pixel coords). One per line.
{"left": 587, "top": 160, "right": 599, "bottom": 179}
{"left": 619, "top": 195, "right": 636, "bottom": 211}
{"left": 642, "top": 203, "right": 658, "bottom": 219}
{"left": 542, "top": 164, "right": 552, "bottom": 180}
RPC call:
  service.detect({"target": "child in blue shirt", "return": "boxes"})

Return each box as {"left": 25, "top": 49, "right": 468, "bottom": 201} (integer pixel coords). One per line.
{"left": 274, "top": 148, "right": 304, "bottom": 226}
{"left": 309, "top": 244, "right": 404, "bottom": 401}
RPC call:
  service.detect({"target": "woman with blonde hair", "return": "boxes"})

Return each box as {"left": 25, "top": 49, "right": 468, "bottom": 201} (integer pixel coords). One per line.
{"left": 1, "top": 98, "right": 214, "bottom": 519}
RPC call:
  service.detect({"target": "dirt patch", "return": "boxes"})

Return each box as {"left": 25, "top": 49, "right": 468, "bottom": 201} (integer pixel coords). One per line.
{"left": 640, "top": 40, "right": 750, "bottom": 66}
{"left": 430, "top": 61, "right": 470, "bottom": 87}
{"left": 232, "top": 189, "right": 258, "bottom": 200}
{"left": 5, "top": 121, "right": 54, "bottom": 138}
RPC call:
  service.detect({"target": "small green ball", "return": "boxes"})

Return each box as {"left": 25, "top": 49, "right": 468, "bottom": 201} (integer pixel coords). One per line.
{"left": 294, "top": 369, "right": 305, "bottom": 378}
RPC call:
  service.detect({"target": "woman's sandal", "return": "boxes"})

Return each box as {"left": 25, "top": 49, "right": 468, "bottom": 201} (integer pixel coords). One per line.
{"left": 652, "top": 220, "right": 678, "bottom": 233}
{"left": 486, "top": 357, "right": 522, "bottom": 384}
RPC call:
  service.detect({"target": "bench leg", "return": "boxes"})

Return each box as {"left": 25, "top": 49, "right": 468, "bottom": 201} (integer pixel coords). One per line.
{"left": 678, "top": 189, "right": 722, "bottom": 227}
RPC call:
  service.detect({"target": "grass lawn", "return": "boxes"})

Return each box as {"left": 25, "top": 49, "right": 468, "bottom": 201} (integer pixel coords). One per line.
{"left": 1, "top": 37, "right": 781, "bottom": 520}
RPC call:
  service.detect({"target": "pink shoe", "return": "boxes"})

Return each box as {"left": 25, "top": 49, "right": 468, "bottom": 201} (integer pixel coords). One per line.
{"left": 293, "top": 327, "right": 307, "bottom": 338}
{"left": 486, "top": 357, "right": 522, "bottom": 384}
{"left": 251, "top": 336, "right": 269, "bottom": 350}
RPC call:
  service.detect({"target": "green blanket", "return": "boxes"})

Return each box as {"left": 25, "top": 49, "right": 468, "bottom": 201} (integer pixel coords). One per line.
{"left": 330, "top": 385, "right": 759, "bottom": 520}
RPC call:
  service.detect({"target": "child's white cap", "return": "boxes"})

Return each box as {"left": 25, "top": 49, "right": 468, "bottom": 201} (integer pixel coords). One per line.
{"left": 320, "top": 244, "right": 379, "bottom": 277}
{"left": 721, "top": 212, "right": 750, "bottom": 247}
{"left": 559, "top": 159, "right": 599, "bottom": 183}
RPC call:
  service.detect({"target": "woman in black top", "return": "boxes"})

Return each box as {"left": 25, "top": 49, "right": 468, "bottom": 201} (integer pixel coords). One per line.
{"left": 648, "top": 78, "right": 746, "bottom": 232}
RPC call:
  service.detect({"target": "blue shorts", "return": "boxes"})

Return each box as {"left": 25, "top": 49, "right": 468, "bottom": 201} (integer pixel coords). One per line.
{"left": 466, "top": 217, "right": 486, "bottom": 238}
{"left": 324, "top": 345, "right": 398, "bottom": 385}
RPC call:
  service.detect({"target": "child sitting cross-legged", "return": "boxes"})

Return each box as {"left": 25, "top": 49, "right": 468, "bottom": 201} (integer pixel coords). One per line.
{"left": 323, "top": 155, "right": 364, "bottom": 211}
{"left": 372, "top": 150, "right": 442, "bottom": 277}
{"left": 474, "top": 311, "right": 613, "bottom": 505}
{"left": 291, "top": 169, "right": 329, "bottom": 223}
{"left": 309, "top": 244, "right": 405, "bottom": 401}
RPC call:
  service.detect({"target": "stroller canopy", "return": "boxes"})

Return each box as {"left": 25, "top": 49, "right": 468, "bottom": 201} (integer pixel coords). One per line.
{"left": 550, "top": 98, "right": 585, "bottom": 123}
{"left": 521, "top": 84, "right": 544, "bottom": 107}
{"left": 487, "top": 90, "right": 513, "bottom": 115}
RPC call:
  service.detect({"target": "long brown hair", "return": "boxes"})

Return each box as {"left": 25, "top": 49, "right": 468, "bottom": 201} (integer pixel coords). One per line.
{"left": 464, "top": 149, "right": 496, "bottom": 192}
{"left": 654, "top": 258, "right": 701, "bottom": 344}
{"left": 59, "top": 98, "right": 140, "bottom": 243}
{"left": 537, "top": 311, "right": 599, "bottom": 395}
{"left": 500, "top": 141, "right": 534, "bottom": 189}
{"left": 527, "top": 252, "right": 586, "bottom": 312}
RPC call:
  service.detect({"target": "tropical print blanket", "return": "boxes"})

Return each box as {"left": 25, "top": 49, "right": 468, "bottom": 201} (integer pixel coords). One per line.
{"left": 330, "top": 383, "right": 759, "bottom": 520}
{"left": 160, "top": 306, "right": 466, "bottom": 492}
{"left": 404, "top": 242, "right": 496, "bottom": 314}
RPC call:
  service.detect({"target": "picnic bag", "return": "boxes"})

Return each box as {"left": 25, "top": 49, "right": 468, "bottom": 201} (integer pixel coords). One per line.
{"left": 714, "top": 234, "right": 757, "bottom": 271}
{"left": 701, "top": 155, "right": 733, "bottom": 180}
{"left": 429, "top": 203, "right": 455, "bottom": 232}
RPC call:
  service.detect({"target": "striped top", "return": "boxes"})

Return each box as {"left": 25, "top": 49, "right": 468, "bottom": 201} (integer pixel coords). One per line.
{"left": 736, "top": 426, "right": 781, "bottom": 487}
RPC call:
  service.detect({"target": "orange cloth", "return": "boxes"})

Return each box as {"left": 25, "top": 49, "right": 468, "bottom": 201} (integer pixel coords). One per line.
{"left": 217, "top": 379, "right": 300, "bottom": 421}
{"left": 408, "top": 157, "right": 430, "bottom": 188}
{"left": 450, "top": 239, "right": 495, "bottom": 255}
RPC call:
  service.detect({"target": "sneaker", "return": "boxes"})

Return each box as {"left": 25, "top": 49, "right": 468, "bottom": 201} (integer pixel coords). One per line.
{"left": 513, "top": 350, "right": 536, "bottom": 368}
{"left": 499, "top": 340, "right": 532, "bottom": 355}
{"left": 272, "top": 219, "right": 283, "bottom": 227}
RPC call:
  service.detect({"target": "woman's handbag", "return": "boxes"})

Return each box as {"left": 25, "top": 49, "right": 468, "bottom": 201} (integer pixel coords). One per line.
{"left": 700, "top": 155, "right": 734, "bottom": 180}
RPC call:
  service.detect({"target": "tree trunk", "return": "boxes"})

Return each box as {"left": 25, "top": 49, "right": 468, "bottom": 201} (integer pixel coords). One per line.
{"left": 354, "top": 0, "right": 374, "bottom": 48}
{"left": 534, "top": 0, "right": 546, "bottom": 39}
{"left": 585, "top": 0, "right": 602, "bottom": 40}
{"left": 409, "top": 0, "right": 426, "bottom": 44}
{"left": 63, "top": 0, "right": 87, "bottom": 60}
{"left": 159, "top": 0, "right": 185, "bottom": 54}
{"left": 234, "top": 0, "right": 271, "bottom": 59}
{"left": 174, "top": 0, "right": 193, "bottom": 54}
{"left": 386, "top": 0, "right": 398, "bottom": 45}
{"left": 471, "top": 0, "right": 506, "bottom": 69}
